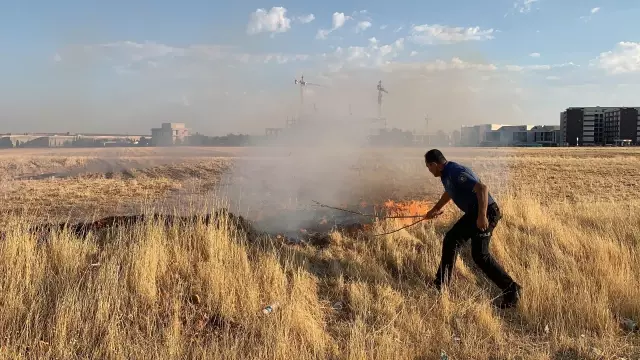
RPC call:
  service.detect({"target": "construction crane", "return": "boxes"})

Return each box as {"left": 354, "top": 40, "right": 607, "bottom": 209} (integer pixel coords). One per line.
{"left": 425, "top": 115, "right": 429, "bottom": 135}
{"left": 294, "top": 75, "right": 321, "bottom": 106}
{"left": 376, "top": 80, "right": 388, "bottom": 119}
{"left": 425, "top": 114, "right": 430, "bottom": 146}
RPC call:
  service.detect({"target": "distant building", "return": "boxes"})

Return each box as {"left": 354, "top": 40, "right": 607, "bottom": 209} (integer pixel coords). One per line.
{"left": 151, "top": 123, "right": 190, "bottom": 146}
{"left": 22, "top": 136, "right": 76, "bottom": 148}
{"left": 0, "top": 134, "right": 77, "bottom": 148}
{"left": 0, "top": 135, "right": 38, "bottom": 148}
{"left": 460, "top": 124, "right": 561, "bottom": 147}
{"left": 560, "top": 107, "right": 640, "bottom": 146}
{"left": 604, "top": 108, "right": 640, "bottom": 145}
{"left": 412, "top": 130, "right": 451, "bottom": 147}
{"left": 451, "top": 130, "right": 461, "bottom": 146}
{"left": 460, "top": 124, "right": 506, "bottom": 146}
{"left": 484, "top": 125, "right": 534, "bottom": 145}
{"left": 531, "top": 125, "right": 561, "bottom": 145}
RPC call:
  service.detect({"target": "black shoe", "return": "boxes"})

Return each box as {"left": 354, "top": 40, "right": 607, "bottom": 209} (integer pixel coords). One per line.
{"left": 497, "top": 282, "right": 521, "bottom": 309}
{"left": 428, "top": 279, "right": 442, "bottom": 292}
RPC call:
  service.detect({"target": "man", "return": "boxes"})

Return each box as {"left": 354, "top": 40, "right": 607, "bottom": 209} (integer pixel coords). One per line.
{"left": 423, "top": 149, "right": 521, "bottom": 309}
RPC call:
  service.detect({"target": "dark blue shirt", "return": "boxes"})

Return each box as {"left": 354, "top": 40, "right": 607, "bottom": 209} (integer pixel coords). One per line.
{"left": 440, "top": 161, "right": 495, "bottom": 214}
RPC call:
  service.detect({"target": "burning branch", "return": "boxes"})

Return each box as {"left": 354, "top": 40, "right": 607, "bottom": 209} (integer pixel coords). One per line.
{"left": 311, "top": 199, "right": 434, "bottom": 237}
{"left": 311, "top": 200, "right": 426, "bottom": 219}
{"left": 371, "top": 217, "right": 426, "bottom": 237}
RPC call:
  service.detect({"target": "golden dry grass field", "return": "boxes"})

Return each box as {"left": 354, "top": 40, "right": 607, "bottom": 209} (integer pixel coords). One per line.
{"left": 0, "top": 146, "right": 639, "bottom": 359}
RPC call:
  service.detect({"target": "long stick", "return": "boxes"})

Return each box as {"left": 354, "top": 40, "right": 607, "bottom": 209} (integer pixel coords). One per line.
{"left": 372, "top": 217, "right": 426, "bottom": 236}
{"left": 311, "top": 200, "right": 425, "bottom": 219}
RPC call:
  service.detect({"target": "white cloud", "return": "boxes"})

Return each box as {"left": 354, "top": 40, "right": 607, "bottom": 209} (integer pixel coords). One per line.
{"left": 529, "top": 52, "right": 541, "bottom": 58}
{"left": 316, "top": 12, "right": 353, "bottom": 40}
{"left": 261, "top": 53, "right": 310, "bottom": 64}
{"left": 513, "top": 0, "right": 539, "bottom": 14}
{"left": 65, "top": 41, "right": 312, "bottom": 77}
{"left": 505, "top": 62, "right": 578, "bottom": 72}
{"left": 546, "top": 76, "right": 560, "bottom": 80}
{"left": 87, "top": 41, "right": 186, "bottom": 61}
{"left": 580, "top": 7, "right": 601, "bottom": 21}
{"left": 53, "top": 53, "right": 62, "bottom": 62}
{"left": 380, "top": 25, "right": 388, "bottom": 30}
{"left": 379, "top": 45, "right": 393, "bottom": 57}
{"left": 410, "top": 24, "right": 495, "bottom": 44}
{"left": 356, "top": 21, "right": 372, "bottom": 33}
{"left": 296, "top": 14, "right": 315, "bottom": 24}
{"left": 246, "top": 7, "right": 291, "bottom": 36}
{"left": 60, "top": 39, "right": 584, "bottom": 89}
{"left": 382, "top": 57, "right": 499, "bottom": 72}
{"left": 316, "top": 29, "right": 331, "bottom": 40}
{"left": 332, "top": 12, "right": 350, "bottom": 29}
{"left": 325, "top": 37, "right": 407, "bottom": 71}
{"left": 596, "top": 42, "right": 640, "bottom": 74}
{"left": 351, "top": 9, "right": 371, "bottom": 21}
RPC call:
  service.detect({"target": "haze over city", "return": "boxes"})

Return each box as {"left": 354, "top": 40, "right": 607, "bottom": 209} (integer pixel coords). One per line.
{"left": 2, "top": 0, "right": 640, "bottom": 136}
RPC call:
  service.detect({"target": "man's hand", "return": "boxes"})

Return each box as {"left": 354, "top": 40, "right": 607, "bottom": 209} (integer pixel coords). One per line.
{"left": 425, "top": 192, "right": 451, "bottom": 220}
{"left": 425, "top": 208, "right": 444, "bottom": 220}
{"left": 477, "top": 215, "right": 489, "bottom": 231}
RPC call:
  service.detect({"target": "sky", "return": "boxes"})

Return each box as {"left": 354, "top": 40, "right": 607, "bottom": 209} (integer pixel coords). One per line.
{"left": 1, "top": 0, "right": 640, "bottom": 136}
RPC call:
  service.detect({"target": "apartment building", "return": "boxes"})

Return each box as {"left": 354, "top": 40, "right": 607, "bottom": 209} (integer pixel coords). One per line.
{"left": 604, "top": 108, "right": 640, "bottom": 145}
{"left": 560, "top": 107, "right": 640, "bottom": 146}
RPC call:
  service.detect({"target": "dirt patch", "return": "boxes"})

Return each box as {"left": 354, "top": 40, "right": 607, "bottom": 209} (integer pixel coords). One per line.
{"left": 19, "top": 210, "right": 255, "bottom": 243}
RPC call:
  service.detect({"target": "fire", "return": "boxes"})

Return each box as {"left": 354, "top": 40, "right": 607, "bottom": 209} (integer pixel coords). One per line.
{"left": 380, "top": 200, "right": 432, "bottom": 225}
{"left": 243, "top": 199, "right": 437, "bottom": 244}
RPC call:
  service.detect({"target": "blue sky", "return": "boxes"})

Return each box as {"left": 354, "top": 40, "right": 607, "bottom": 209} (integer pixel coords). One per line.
{"left": 1, "top": 0, "right": 640, "bottom": 135}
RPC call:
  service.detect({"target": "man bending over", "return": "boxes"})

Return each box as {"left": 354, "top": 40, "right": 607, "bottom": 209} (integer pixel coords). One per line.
{"left": 423, "top": 149, "right": 521, "bottom": 309}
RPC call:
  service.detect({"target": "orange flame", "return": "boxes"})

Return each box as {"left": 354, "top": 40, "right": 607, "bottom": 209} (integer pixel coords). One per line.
{"left": 249, "top": 199, "right": 435, "bottom": 232}
{"left": 380, "top": 200, "right": 432, "bottom": 225}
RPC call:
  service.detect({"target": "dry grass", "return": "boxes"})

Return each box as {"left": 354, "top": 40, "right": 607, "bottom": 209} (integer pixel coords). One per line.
{"left": 0, "top": 148, "right": 232, "bottom": 224}
{"left": 0, "top": 147, "right": 639, "bottom": 359}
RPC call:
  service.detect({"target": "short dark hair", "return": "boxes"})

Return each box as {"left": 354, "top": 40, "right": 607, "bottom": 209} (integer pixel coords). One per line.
{"left": 425, "top": 149, "right": 446, "bottom": 164}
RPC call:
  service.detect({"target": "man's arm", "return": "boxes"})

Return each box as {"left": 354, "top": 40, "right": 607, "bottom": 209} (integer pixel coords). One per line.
{"left": 433, "top": 191, "right": 451, "bottom": 212}
{"left": 426, "top": 191, "right": 450, "bottom": 218}
{"left": 474, "top": 182, "right": 489, "bottom": 220}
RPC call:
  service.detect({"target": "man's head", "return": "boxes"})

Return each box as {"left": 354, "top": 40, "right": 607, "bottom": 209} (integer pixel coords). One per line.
{"left": 424, "top": 149, "right": 447, "bottom": 177}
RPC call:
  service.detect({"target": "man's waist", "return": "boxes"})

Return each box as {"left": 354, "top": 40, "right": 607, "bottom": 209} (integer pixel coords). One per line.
{"left": 454, "top": 196, "right": 497, "bottom": 208}
{"left": 459, "top": 200, "right": 499, "bottom": 216}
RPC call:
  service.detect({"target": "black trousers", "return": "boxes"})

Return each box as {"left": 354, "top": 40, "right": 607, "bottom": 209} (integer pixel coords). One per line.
{"left": 434, "top": 203, "right": 515, "bottom": 291}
